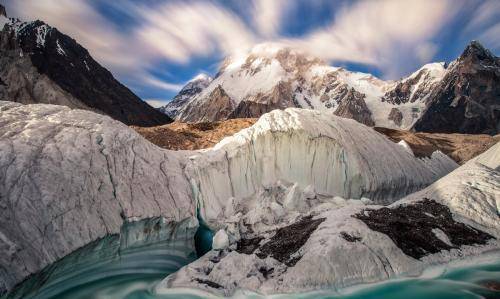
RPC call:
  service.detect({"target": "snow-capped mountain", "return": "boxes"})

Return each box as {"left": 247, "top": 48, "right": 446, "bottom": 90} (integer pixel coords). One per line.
{"left": 158, "top": 74, "right": 212, "bottom": 118}
{"left": 168, "top": 41, "right": 498, "bottom": 134}
{"left": 0, "top": 5, "right": 171, "bottom": 126}
{"left": 169, "top": 43, "right": 445, "bottom": 129}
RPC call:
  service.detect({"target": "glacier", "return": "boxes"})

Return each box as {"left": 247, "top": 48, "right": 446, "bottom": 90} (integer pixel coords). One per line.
{"left": 1, "top": 101, "right": 498, "bottom": 298}
{"left": 160, "top": 142, "right": 499, "bottom": 295}
{"left": 0, "top": 101, "right": 196, "bottom": 296}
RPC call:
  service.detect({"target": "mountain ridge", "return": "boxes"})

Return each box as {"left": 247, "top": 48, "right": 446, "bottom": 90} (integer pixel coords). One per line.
{"left": 0, "top": 7, "right": 172, "bottom": 127}
{"left": 162, "top": 41, "right": 499, "bottom": 135}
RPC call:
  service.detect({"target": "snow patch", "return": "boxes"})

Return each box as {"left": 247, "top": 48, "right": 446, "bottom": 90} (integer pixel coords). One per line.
{"left": 35, "top": 24, "right": 50, "bottom": 47}
{"left": 0, "top": 15, "right": 9, "bottom": 30}
{"left": 432, "top": 228, "right": 453, "bottom": 246}
{"left": 56, "top": 39, "right": 66, "bottom": 56}
{"left": 84, "top": 60, "right": 90, "bottom": 71}
{"left": 398, "top": 140, "right": 413, "bottom": 155}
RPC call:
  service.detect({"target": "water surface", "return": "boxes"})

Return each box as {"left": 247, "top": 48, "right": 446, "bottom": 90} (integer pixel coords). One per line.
{"left": 54, "top": 254, "right": 500, "bottom": 299}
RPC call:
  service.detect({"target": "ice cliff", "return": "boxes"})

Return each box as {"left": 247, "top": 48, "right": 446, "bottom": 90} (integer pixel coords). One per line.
{"left": 0, "top": 101, "right": 196, "bottom": 296}
{"left": 185, "top": 108, "right": 457, "bottom": 227}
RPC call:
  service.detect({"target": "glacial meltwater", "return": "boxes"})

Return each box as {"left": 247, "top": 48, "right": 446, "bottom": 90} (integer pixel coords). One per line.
{"left": 17, "top": 252, "right": 500, "bottom": 299}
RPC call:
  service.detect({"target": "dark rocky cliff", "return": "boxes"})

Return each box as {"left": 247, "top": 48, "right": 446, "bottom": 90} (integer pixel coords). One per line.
{"left": 0, "top": 13, "right": 171, "bottom": 126}
{"left": 413, "top": 41, "right": 500, "bottom": 135}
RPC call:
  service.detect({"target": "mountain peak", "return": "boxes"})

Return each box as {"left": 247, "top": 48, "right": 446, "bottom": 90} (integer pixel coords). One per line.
{"left": 460, "top": 40, "right": 495, "bottom": 62}
{"left": 190, "top": 73, "right": 212, "bottom": 83}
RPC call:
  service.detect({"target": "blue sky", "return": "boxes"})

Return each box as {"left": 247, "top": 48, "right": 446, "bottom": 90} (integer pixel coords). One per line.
{"left": 4, "top": 0, "right": 500, "bottom": 107}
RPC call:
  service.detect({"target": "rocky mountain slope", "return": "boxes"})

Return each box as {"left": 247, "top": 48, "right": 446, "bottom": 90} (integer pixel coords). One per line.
{"left": 158, "top": 74, "right": 212, "bottom": 118}
{"left": 0, "top": 5, "right": 171, "bottom": 126}
{"left": 165, "top": 42, "right": 499, "bottom": 135}
{"left": 413, "top": 41, "right": 500, "bottom": 135}
{"left": 132, "top": 118, "right": 256, "bottom": 150}
{"left": 375, "top": 127, "right": 500, "bottom": 164}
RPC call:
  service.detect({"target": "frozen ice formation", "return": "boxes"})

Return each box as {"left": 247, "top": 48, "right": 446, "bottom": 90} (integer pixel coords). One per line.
{"left": 0, "top": 101, "right": 196, "bottom": 295}
{"left": 161, "top": 144, "right": 499, "bottom": 295}
{"left": 185, "top": 108, "right": 458, "bottom": 227}
{"left": 1, "top": 101, "right": 496, "bottom": 298}
{"left": 212, "top": 230, "right": 230, "bottom": 250}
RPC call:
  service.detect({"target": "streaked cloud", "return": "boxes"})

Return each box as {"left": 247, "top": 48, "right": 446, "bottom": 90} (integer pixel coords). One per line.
{"left": 136, "top": 1, "right": 256, "bottom": 63}
{"left": 287, "top": 0, "right": 459, "bottom": 78}
{"left": 252, "top": 0, "right": 287, "bottom": 38}
{"left": 145, "top": 99, "right": 171, "bottom": 108}
{"left": 5, "top": 0, "right": 499, "bottom": 97}
{"left": 142, "top": 75, "right": 184, "bottom": 92}
{"left": 480, "top": 23, "right": 500, "bottom": 49}
{"left": 465, "top": 0, "right": 500, "bottom": 51}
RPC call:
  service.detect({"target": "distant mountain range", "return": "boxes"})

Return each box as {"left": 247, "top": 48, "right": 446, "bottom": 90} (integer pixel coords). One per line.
{"left": 161, "top": 41, "right": 499, "bottom": 135}
{"left": 0, "top": 5, "right": 171, "bottom": 127}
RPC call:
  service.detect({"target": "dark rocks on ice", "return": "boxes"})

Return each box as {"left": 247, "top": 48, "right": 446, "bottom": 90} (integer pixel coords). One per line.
{"left": 237, "top": 216, "right": 325, "bottom": 266}
{"left": 355, "top": 199, "right": 494, "bottom": 259}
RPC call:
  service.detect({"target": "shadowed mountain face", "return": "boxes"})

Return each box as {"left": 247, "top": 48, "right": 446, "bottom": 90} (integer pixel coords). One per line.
{"left": 413, "top": 42, "right": 500, "bottom": 135}
{"left": 0, "top": 6, "right": 171, "bottom": 127}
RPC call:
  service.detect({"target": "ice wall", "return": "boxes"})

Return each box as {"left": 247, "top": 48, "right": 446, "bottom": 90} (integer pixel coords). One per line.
{"left": 0, "top": 102, "right": 196, "bottom": 295}
{"left": 185, "top": 108, "right": 458, "bottom": 226}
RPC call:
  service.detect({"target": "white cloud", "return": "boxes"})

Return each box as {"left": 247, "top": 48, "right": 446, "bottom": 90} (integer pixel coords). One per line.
{"left": 142, "top": 75, "right": 184, "bottom": 92}
{"left": 136, "top": 2, "right": 256, "bottom": 63}
{"left": 284, "top": 0, "right": 458, "bottom": 77}
{"left": 415, "top": 43, "right": 439, "bottom": 64}
{"left": 252, "top": 0, "right": 287, "bottom": 38}
{"left": 145, "top": 99, "right": 170, "bottom": 108}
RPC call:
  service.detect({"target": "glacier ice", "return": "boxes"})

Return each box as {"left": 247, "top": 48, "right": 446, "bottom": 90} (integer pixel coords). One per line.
{"left": 212, "top": 229, "right": 230, "bottom": 250}
{"left": 185, "top": 108, "right": 458, "bottom": 228}
{"left": 1, "top": 101, "right": 496, "bottom": 297}
{"left": 0, "top": 101, "right": 196, "bottom": 295}
{"left": 162, "top": 147, "right": 499, "bottom": 295}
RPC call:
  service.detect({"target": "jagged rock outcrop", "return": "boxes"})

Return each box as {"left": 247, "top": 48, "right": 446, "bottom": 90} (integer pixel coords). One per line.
{"left": 228, "top": 81, "right": 295, "bottom": 119}
{"left": 383, "top": 63, "right": 446, "bottom": 105}
{"left": 333, "top": 88, "right": 375, "bottom": 126}
{"left": 413, "top": 41, "right": 500, "bottom": 135}
{"left": 0, "top": 5, "right": 7, "bottom": 18}
{"left": 0, "top": 10, "right": 171, "bottom": 126}
{"left": 0, "top": 101, "right": 194, "bottom": 296}
{"left": 158, "top": 74, "right": 212, "bottom": 118}
{"left": 178, "top": 85, "right": 235, "bottom": 122}
{"left": 387, "top": 107, "right": 403, "bottom": 126}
